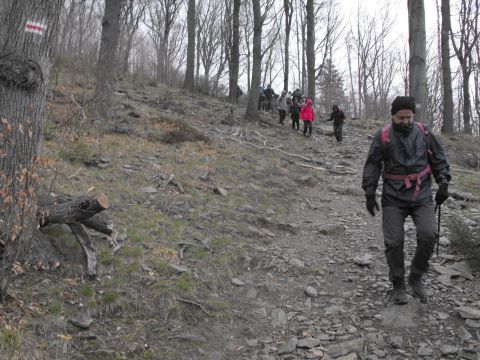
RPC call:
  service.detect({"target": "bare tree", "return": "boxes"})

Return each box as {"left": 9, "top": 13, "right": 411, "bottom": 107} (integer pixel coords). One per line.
{"left": 450, "top": 0, "right": 479, "bottom": 134}
{"left": 145, "top": 0, "right": 184, "bottom": 82}
{"left": 119, "top": 0, "right": 149, "bottom": 75}
{"left": 408, "top": 0, "right": 428, "bottom": 122}
{"left": 197, "top": 0, "right": 223, "bottom": 93}
{"left": 283, "top": 0, "right": 293, "bottom": 91}
{"left": 225, "top": 0, "right": 241, "bottom": 103}
{"left": 0, "top": 0, "right": 64, "bottom": 299}
{"left": 183, "top": 0, "right": 195, "bottom": 90}
{"left": 94, "top": 0, "right": 123, "bottom": 120}
{"left": 440, "top": 0, "right": 455, "bottom": 134}
{"left": 306, "top": 0, "right": 315, "bottom": 100}
{"left": 245, "top": 0, "right": 275, "bottom": 121}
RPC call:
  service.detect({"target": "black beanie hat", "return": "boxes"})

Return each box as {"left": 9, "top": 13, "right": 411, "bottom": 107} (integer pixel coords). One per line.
{"left": 391, "top": 96, "right": 416, "bottom": 115}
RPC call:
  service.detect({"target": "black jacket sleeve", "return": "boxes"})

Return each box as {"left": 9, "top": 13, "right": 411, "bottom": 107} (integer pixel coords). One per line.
{"left": 427, "top": 131, "right": 451, "bottom": 184}
{"left": 362, "top": 131, "right": 383, "bottom": 196}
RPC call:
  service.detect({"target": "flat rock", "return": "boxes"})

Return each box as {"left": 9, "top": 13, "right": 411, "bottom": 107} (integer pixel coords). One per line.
{"left": 277, "top": 223, "right": 299, "bottom": 234}
{"left": 457, "top": 325, "right": 473, "bottom": 341}
{"left": 70, "top": 311, "right": 93, "bottom": 329}
{"left": 431, "top": 265, "right": 461, "bottom": 278}
{"left": 388, "top": 336, "right": 403, "bottom": 348}
{"left": 289, "top": 258, "right": 306, "bottom": 268}
{"left": 455, "top": 306, "right": 480, "bottom": 319}
{"left": 231, "top": 278, "right": 245, "bottom": 286}
{"left": 465, "top": 319, "right": 480, "bottom": 328}
{"left": 353, "top": 254, "right": 373, "bottom": 267}
{"left": 296, "top": 337, "right": 321, "bottom": 349}
{"left": 325, "top": 338, "right": 364, "bottom": 358}
{"left": 449, "top": 261, "right": 474, "bottom": 280}
{"left": 277, "top": 337, "right": 298, "bottom": 355}
{"left": 213, "top": 186, "right": 228, "bottom": 196}
{"left": 381, "top": 301, "right": 419, "bottom": 328}
{"left": 439, "top": 344, "right": 459, "bottom": 355}
{"left": 271, "top": 308, "right": 287, "bottom": 327}
{"left": 337, "top": 354, "right": 358, "bottom": 360}
{"left": 417, "top": 346, "right": 434, "bottom": 356}
{"left": 139, "top": 186, "right": 157, "bottom": 194}
{"left": 304, "top": 286, "right": 318, "bottom": 297}
{"left": 317, "top": 223, "right": 345, "bottom": 236}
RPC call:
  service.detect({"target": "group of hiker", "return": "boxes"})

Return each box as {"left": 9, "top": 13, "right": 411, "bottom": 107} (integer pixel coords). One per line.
{"left": 261, "top": 86, "right": 347, "bottom": 142}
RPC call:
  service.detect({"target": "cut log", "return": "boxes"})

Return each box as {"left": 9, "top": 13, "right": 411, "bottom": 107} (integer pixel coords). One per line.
{"left": 35, "top": 192, "right": 111, "bottom": 278}
{"left": 37, "top": 193, "right": 109, "bottom": 227}
{"left": 68, "top": 223, "right": 97, "bottom": 279}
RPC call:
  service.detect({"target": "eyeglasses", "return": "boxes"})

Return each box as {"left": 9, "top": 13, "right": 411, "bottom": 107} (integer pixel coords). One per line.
{"left": 396, "top": 115, "right": 413, "bottom": 121}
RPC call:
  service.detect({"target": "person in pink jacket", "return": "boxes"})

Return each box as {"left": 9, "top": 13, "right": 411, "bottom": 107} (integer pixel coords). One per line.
{"left": 300, "top": 99, "right": 315, "bottom": 137}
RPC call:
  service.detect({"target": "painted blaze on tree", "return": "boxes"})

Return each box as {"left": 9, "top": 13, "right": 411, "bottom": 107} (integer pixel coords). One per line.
{"left": 0, "top": 0, "right": 64, "bottom": 299}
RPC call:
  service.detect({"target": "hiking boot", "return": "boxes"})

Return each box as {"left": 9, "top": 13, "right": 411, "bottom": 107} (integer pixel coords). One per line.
{"left": 409, "top": 273, "right": 427, "bottom": 303}
{"left": 392, "top": 278, "right": 408, "bottom": 305}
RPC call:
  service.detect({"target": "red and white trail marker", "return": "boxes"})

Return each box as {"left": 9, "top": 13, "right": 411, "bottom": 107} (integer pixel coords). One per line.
{"left": 25, "top": 21, "right": 47, "bottom": 35}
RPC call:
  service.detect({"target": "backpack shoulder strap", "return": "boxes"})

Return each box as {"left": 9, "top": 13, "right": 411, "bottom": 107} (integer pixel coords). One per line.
{"left": 415, "top": 122, "right": 433, "bottom": 155}
{"left": 381, "top": 124, "right": 391, "bottom": 145}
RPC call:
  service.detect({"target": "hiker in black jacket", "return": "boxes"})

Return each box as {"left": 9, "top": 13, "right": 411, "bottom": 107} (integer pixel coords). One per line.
{"left": 327, "top": 105, "right": 346, "bottom": 143}
{"left": 362, "top": 96, "right": 451, "bottom": 305}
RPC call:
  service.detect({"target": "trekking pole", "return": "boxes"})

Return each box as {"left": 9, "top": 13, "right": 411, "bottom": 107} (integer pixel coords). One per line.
{"left": 435, "top": 204, "right": 441, "bottom": 257}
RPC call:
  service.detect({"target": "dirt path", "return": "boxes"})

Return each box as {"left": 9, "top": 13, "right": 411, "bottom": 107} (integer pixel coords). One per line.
{"left": 195, "top": 114, "right": 480, "bottom": 360}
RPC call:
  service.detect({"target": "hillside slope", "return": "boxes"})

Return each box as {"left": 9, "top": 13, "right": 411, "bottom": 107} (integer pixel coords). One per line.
{"left": 2, "top": 80, "right": 480, "bottom": 360}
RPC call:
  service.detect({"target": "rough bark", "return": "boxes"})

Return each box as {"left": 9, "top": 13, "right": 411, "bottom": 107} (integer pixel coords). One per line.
{"left": 37, "top": 193, "right": 109, "bottom": 228}
{"left": 0, "top": 0, "right": 64, "bottom": 299}
{"left": 183, "top": 0, "right": 195, "bottom": 91}
{"left": 306, "top": 0, "right": 315, "bottom": 101}
{"left": 94, "top": 0, "right": 122, "bottom": 120}
{"left": 440, "top": 0, "right": 454, "bottom": 134}
{"left": 245, "top": 0, "right": 263, "bottom": 121}
{"left": 283, "top": 0, "right": 293, "bottom": 92}
{"left": 228, "top": 0, "right": 241, "bottom": 103}
{"left": 408, "top": 0, "right": 428, "bottom": 122}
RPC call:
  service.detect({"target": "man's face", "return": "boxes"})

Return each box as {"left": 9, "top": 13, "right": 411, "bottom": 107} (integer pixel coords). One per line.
{"left": 393, "top": 109, "right": 414, "bottom": 128}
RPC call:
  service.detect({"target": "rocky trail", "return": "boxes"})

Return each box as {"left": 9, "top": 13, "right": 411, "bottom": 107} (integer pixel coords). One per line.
{"left": 3, "top": 83, "right": 480, "bottom": 360}
{"left": 192, "top": 112, "right": 480, "bottom": 360}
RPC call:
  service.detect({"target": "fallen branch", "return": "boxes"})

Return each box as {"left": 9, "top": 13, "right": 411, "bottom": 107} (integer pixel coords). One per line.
{"left": 294, "top": 162, "right": 328, "bottom": 172}
{"left": 450, "top": 190, "right": 480, "bottom": 203}
{"left": 176, "top": 297, "right": 213, "bottom": 317}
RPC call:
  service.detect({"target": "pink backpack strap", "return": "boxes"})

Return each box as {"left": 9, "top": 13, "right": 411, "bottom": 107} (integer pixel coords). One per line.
{"left": 381, "top": 124, "right": 391, "bottom": 145}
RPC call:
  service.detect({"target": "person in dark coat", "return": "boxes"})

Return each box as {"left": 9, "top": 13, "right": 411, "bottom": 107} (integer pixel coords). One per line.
{"left": 264, "top": 84, "right": 274, "bottom": 111}
{"left": 362, "top": 96, "right": 451, "bottom": 305}
{"left": 327, "top": 105, "right": 346, "bottom": 143}
{"left": 290, "top": 98, "right": 301, "bottom": 130}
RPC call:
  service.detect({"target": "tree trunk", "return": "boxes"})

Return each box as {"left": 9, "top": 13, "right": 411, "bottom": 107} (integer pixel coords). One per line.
{"left": 245, "top": 0, "right": 262, "bottom": 121}
{"left": 94, "top": 0, "right": 122, "bottom": 121}
{"left": 228, "top": 0, "right": 241, "bottom": 103}
{"left": 462, "top": 68, "right": 473, "bottom": 134}
{"left": 183, "top": 0, "right": 195, "bottom": 91}
{"left": 0, "top": 0, "right": 64, "bottom": 299}
{"left": 440, "top": 0, "right": 454, "bottom": 134}
{"left": 408, "top": 0, "right": 428, "bottom": 122}
{"left": 306, "top": 0, "right": 315, "bottom": 100}
{"left": 283, "top": 0, "right": 292, "bottom": 92}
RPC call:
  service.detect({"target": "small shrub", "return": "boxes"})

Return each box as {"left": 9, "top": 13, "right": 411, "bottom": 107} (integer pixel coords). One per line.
{"left": 102, "top": 290, "right": 119, "bottom": 304}
{"left": 81, "top": 284, "right": 94, "bottom": 297}
{"left": 59, "top": 141, "right": 93, "bottom": 163}
{"left": 0, "top": 326, "right": 22, "bottom": 356}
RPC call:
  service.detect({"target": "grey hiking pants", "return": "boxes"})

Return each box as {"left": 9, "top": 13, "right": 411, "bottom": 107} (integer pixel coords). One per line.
{"left": 382, "top": 203, "right": 436, "bottom": 281}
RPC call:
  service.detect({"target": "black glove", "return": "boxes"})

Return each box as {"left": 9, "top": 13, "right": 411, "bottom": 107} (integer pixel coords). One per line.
{"left": 435, "top": 181, "right": 449, "bottom": 205}
{"left": 366, "top": 194, "right": 379, "bottom": 216}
